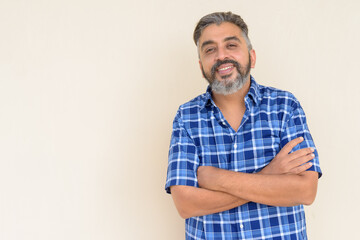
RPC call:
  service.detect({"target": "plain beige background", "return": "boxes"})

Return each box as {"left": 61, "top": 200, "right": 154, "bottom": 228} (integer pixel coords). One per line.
{"left": 0, "top": 0, "right": 359, "bottom": 239}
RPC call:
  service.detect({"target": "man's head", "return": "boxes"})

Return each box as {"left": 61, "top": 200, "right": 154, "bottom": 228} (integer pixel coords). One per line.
{"left": 193, "top": 12, "right": 256, "bottom": 95}
{"left": 193, "top": 12, "right": 252, "bottom": 51}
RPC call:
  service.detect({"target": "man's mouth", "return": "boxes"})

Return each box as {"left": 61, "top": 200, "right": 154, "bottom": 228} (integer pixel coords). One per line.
{"left": 217, "top": 64, "right": 234, "bottom": 76}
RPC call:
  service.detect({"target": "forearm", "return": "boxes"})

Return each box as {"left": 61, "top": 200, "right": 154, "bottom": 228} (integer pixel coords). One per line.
{"left": 198, "top": 168, "right": 318, "bottom": 207}
{"left": 170, "top": 185, "right": 248, "bottom": 219}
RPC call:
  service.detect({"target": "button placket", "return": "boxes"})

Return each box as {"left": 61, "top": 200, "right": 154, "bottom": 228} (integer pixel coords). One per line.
{"left": 233, "top": 134, "right": 237, "bottom": 149}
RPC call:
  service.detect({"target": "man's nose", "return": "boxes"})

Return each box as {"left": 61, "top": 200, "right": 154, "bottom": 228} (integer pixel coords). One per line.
{"left": 215, "top": 47, "right": 229, "bottom": 61}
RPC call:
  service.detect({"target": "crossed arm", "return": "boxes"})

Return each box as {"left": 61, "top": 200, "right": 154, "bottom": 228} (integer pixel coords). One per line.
{"left": 170, "top": 137, "right": 319, "bottom": 219}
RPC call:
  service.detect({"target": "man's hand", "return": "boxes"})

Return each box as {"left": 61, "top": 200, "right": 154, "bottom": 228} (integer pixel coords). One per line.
{"left": 259, "top": 137, "right": 314, "bottom": 175}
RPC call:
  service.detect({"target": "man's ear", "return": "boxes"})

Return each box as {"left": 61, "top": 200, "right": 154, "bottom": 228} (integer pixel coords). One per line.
{"left": 250, "top": 49, "right": 256, "bottom": 68}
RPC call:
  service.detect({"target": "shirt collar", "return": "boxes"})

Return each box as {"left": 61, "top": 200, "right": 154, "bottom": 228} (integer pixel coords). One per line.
{"left": 201, "top": 75, "right": 261, "bottom": 110}
{"left": 247, "top": 75, "right": 261, "bottom": 106}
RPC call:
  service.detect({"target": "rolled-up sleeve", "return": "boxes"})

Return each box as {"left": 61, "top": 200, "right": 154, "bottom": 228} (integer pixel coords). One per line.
{"left": 165, "top": 111, "right": 200, "bottom": 194}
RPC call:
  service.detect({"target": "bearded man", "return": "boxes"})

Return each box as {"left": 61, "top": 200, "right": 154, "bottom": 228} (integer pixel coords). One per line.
{"left": 165, "top": 12, "right": 322, "bottom": 240}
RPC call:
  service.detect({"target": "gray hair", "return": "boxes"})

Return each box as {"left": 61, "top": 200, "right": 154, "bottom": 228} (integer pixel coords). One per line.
{"left": 193, "top": 12, "right": 252, "bottom": 51}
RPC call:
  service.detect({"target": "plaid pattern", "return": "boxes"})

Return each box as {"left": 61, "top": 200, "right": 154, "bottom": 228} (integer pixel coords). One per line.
{"left": 165, "top": 76, "right": 322, "bottom": 240}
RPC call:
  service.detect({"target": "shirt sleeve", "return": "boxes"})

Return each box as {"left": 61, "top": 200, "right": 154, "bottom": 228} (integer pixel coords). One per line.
{"left": 279, "top": 101, "right": 322, "bottom": 178}
{"left": 165, "top": 111, "right": 200, "bottom": 194}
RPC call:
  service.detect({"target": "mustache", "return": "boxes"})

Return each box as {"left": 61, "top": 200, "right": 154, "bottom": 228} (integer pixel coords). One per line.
{"left": 210, "top": 59, "right": 241, "bottom": 77}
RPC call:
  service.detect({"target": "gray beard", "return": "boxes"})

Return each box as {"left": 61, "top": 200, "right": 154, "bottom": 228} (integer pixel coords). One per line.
{"left": 210, "top": 70, "right": 249, "bottom": 95}
{"left": 201, "top": 56, "right": 251, "bottom": 95}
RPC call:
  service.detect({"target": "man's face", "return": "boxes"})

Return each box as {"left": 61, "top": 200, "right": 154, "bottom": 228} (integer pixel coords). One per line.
{"left": 198, "top": 22, "right": 256, "bottom": 95}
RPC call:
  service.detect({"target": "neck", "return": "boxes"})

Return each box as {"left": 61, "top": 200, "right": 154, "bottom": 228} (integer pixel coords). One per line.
{"left": 212, "top": 78, "right": 251, "bottom": 110}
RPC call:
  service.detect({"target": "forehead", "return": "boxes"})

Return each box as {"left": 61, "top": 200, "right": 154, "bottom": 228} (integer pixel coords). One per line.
{"left": 198, "top": 22, "right": 243, "bottom": 45}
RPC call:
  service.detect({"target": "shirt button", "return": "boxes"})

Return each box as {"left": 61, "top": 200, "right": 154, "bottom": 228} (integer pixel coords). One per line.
{"left": 234, "top": 143, "right": 237, "bottom": 149}
{"left": 240, "top": 224, "right": 244, "bottom": 229}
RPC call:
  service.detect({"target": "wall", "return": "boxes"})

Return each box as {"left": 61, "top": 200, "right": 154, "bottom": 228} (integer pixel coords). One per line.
{"left": 0, "top": 0, "right": 359, "bottom": 239}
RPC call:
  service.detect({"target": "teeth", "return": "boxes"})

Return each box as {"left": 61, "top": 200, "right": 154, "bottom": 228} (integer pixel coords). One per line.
{"left": 218, "top": 66, "right": 233, "bottom": 71}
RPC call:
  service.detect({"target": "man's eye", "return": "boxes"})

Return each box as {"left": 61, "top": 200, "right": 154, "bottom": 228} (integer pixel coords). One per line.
{"left": 205, "top": 48, "right": 215, "bottom": 53}
{"left": 228, "top": 44, "right": 237, "bottom": 48}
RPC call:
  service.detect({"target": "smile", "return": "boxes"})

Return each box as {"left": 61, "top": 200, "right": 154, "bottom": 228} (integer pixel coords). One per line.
{"left": 217, "top": 64, "right": 234, "bottom": 75}
{"left": 219, "top": 66, "right": 233, "bottom": 71}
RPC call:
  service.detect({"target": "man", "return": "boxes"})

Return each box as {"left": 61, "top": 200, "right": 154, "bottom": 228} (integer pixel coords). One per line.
{"left": 165, "top": 12, "right": 321, "bottom": 240}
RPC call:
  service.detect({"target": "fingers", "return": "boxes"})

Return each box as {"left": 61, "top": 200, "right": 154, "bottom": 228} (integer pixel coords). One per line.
{"left": 288, "top": 151, "right": 315, "bottom": 170}
{"left": 289, "top": 161, "right": 313, "bottom": 175}
{"left": 279, "top": 137, "right": 304, "bottom": 155}
{"left": 264, "top": 136, "right": 316, "bottom": 175}
{"left": 289, "top": 147, "right": 314, "bottom": 161}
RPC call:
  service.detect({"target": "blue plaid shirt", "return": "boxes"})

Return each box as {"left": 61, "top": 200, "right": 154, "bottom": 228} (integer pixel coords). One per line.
{"left": 165, "top": 76, "right": 322, "bottom": 240}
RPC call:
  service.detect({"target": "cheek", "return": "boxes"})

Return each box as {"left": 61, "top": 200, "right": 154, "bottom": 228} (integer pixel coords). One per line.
{"left": 200, "top": 55, "right": 215, "bottom": 67}
{"left": 204, "top": 59, "right": 216, "bottom": 71}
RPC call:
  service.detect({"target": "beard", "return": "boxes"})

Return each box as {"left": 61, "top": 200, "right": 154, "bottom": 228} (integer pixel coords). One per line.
{"left": 201, "top": 54, "right": 251, "bottom": 95}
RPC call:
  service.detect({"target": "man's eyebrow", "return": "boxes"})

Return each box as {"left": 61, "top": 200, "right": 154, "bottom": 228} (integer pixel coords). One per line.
{"left": 224, "top": 36, "right": 241, "bottom": 42}
{"left": 200, "top": 40, "right": 215, "bottom": 51}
